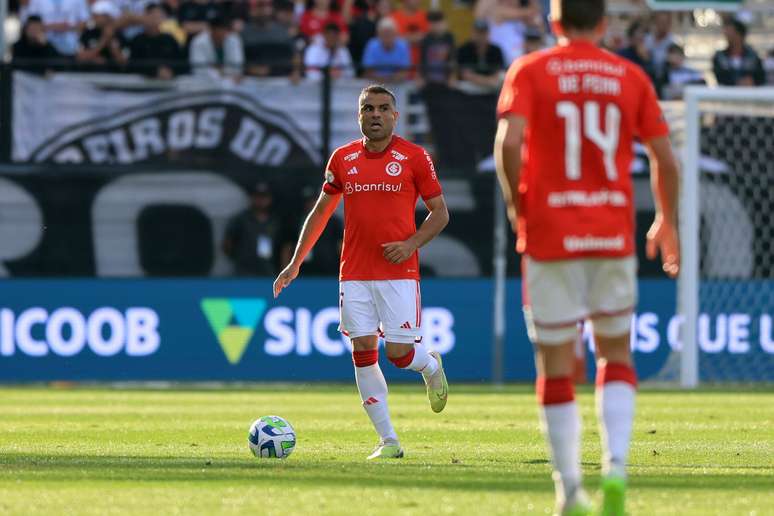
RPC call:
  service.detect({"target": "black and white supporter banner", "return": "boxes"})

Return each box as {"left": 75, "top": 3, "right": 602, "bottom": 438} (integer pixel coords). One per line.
{"left": 13, "top": 73, "right": 410, "bottom": 167}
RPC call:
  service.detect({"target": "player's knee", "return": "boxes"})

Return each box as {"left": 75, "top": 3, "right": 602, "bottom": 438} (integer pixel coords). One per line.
{"left": 535, "top": 340, "right": 576, "bottom": 377}
{"left": 591, "top": 314, "right": 631, "bottom": 342}
{"left": 350, "top": 335, "right": 379, "bottom": 351}
{"left": 385, "top": 341, "right": 415, "bottom": 368}
{"left": 592, "top": 313, "right": 632, "bottom": 361}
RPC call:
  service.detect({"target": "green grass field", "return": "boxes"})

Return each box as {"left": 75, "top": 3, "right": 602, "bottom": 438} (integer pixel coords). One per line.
{"left": 0, "top": 385, "right": 772, "bottom": 515}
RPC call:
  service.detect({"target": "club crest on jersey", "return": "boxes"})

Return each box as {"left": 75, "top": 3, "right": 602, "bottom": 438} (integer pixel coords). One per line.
{"left": 385, "top": 161, "right": 402, "bottom": 176}
{"left": 325, "top": 171, "right": 335, "bottom": 184}
{"left": 344, "top": 151, "right": 361, "bottom": 162}
{"left": 390, "top": 150, "right": 408, "bottom": 161}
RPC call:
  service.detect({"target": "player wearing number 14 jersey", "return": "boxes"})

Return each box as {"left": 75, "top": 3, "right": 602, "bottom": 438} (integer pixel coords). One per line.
{"left": 495, "top": 1, "right": 680, "bottom": 514}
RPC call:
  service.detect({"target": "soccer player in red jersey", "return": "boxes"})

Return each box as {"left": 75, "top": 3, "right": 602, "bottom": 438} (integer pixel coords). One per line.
{"left": 494, "top": 0, "right": 679, "bottom": 514}
{"left": 274, "top": 84, "right": 450, "bottom": 460}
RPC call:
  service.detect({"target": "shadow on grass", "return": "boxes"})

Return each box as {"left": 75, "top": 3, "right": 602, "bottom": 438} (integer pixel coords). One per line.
{"left": 0, "top": 453, "right": 551, "bottom": 492}
{"left": 1, "top": 454, "right": 772, "bottom": 493}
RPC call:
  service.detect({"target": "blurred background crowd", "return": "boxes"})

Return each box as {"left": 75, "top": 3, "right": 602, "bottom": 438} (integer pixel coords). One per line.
{"left": 7, "top": 0, "right": 774, "bottom": 98}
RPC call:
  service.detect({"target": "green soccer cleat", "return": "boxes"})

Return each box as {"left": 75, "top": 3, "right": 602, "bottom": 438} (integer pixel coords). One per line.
{"left": 366, "top": 440, "right": 404, "bottom": 460}
{"left": 425, "top": 351, "right": 448, "bottom": 413}
{"left": 600, "top": 475, "right": 626, "bottom": 516}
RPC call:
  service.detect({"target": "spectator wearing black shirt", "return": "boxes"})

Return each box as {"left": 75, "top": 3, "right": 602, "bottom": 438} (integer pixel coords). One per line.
{"left": 12, "top": 15, "right": 63, "bottom": 74}
{"left": 617, "top": 18, "right": 656, "bottom": 83}
{"left": 418, "top": 10, "right": 455, "bottom": 86}
{"left": 242, "top": 0, "right": 296, "bottom": 77}
{"left": 224, "top": 183, "right": 284, "bottom": 276}
{"left": 348, "top": 0, "right": 391, "bottom": 76}
{"left": 658, "top": 43, "right": 705, "bottom": 100}
{"left": 522, "top": 25, "right": 544, "bottom": 55}
{"left": 713, "top": 16, "right": 765, "bottom": 86}
{"left": 129, "top": 3, "right": 184, "bottom": 79}
{"left": 456, "top": 19, "right": 504, "bottom": 90}
{"left": 178, "top": 0, "right": 220, "bottom": 44}
{"left": 76, "top": 1, "right": 128, "bottom": 71}
{"left": 281, "top": 186, "right": 342, "bottom": 276}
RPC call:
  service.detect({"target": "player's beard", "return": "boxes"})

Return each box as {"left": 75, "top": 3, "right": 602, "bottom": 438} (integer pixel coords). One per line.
{"left": 362, "top": 122, "right": 393, "bottom": 144}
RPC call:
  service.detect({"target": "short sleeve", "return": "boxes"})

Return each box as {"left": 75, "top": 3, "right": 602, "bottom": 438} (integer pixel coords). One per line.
{"left": 636, "top": 73, "right": 670, "bottom": 141}
{"left": 412, "top": 149, "right": 442, "bottom": 201}
{"left": 322, "top": 150, "right": 343, "bottom": 195}
{"left": 497, "top": 58, "right": 534, "bottom": 120}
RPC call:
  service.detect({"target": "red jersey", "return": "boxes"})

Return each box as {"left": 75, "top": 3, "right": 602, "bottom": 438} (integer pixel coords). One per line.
{"left": 497, "top": 40, "right": 669, "bottom": 260}
{"left": 299, "top": 11, "right": 348, "bottom": 40}
{"left": 391, "top": 10, "right": 429, "bottom": 66}
{"left": 322, "top": 135, "right": 442, "bottom": 281}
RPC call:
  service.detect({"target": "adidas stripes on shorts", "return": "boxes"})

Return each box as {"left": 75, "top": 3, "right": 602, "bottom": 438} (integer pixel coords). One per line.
{"left": 338, "top": 280, "right": 422, "bottom": 344}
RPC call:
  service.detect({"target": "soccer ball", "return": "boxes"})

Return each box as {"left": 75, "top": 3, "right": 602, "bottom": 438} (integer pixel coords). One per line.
{"left": 248, "top": 415, "right": 296, "bottom": 459}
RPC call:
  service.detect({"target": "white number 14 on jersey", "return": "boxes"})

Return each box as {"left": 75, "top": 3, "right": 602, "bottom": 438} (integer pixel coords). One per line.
{"left": 556, "top": 100, "right": 621, "bottom": 181}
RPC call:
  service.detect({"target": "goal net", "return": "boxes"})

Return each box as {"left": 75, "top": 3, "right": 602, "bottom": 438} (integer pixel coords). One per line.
{"left": 667, "top": 87, "right": 774, "bottom": 387}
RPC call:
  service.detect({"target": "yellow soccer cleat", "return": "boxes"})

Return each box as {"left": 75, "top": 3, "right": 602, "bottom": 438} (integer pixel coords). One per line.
{"left": 425, "top": 351, "right": 448, "bottom": 413}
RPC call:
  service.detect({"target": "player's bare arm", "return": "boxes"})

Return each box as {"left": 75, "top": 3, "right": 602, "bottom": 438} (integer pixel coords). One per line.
{"left": 382, "top": 194, "right": 449, "bottom": 264}
{"left": 494, "top": 114, "right": 526, "bottom": 231}
{"left": 273, "top": 191, "right": 341, "bottom": 298}
{"left": 644, "top": 135, "right": 680, "bottom": 278}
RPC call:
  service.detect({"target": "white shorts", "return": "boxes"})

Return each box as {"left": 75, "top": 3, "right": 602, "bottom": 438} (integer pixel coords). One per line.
{"left": 522, "top": 256, "right": 637, "bottom": 345}
{"left": 339, "top": 280, "right": 422, "bottom": 344}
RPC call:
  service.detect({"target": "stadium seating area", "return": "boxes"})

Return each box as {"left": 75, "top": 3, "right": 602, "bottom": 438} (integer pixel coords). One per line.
{"left": 6, "top": 0, "right": 774, "bottom": 95}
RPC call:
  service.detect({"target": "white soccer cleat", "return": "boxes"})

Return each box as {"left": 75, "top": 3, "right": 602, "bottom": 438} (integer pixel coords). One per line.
{"left": 366, "top": 439, "right": 404, "bottom": 460}
{"left": 555, "top": 487, "right": 593, "bottom": 516}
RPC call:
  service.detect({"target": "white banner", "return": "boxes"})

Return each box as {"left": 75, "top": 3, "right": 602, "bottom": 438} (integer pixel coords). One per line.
{"left": 13, "top": 73, "right": 409, "bottom": 167}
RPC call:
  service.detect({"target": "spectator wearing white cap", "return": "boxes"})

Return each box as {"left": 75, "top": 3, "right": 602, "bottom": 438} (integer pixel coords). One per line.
{"left": 25, "top": 0, "right": 90, "bottom": 56}
{"left": 76, "top": 1, "right": 128, "bottom": 70}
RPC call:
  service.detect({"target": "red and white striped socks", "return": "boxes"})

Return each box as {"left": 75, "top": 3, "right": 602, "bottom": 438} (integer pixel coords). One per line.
{"left": 536, "top": 376, "right": 582, "bottom": 504}
{"left": 387, "top": 342, "right": 438, "bottom": 380}
{"left": 595, "top": 362, "right": 637, "bottom": 477}
{"left": 353, "top": 350, "right": 397, "bottom": 442}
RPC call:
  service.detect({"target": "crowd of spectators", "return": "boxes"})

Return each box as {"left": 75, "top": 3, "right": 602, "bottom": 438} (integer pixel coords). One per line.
{"left": 10, "top": 0, "right": 774, "bottom": 95}
{"left": 611, "top": 11, "right": 770, "bottom": 99}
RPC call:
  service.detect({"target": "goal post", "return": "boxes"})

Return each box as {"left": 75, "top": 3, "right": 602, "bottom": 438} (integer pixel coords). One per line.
{"left": 678, "top": 86, "right": 774, "bottom": 388}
